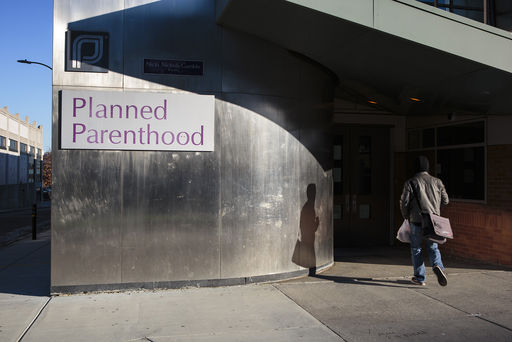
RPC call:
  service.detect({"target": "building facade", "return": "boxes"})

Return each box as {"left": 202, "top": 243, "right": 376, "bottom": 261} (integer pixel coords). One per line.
{"left": 0, "top": 107, "right": 44, "bottom": 210}
{"left": 52, "top": 0, "right": 512, "bottom": 293}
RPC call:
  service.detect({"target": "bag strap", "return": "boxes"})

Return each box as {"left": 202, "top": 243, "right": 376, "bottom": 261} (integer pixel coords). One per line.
{"left": 409, "top": 180, "right": 425, "bottom": 213}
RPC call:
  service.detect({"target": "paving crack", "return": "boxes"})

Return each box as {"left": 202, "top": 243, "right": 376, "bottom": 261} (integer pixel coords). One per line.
{"left": 412, "top": 288, "right": 512, "bottom": 333}
{"left": 17, "top": 296, "right": 52, "bottom": 341}
{"left": 272, "top": 284, "right": 348, "bottom": 341}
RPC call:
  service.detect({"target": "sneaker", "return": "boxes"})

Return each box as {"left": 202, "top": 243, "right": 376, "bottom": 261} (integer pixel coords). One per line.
{"left": 411, "top": 277, "right": 426, "bottom": 286}
{"left": 433, "top": 266, "right": 448, "bottom": 286}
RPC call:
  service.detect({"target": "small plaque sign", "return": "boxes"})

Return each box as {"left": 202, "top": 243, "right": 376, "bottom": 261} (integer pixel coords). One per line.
{"left": 144, "top": 58, "right": 203, "bottom": 76}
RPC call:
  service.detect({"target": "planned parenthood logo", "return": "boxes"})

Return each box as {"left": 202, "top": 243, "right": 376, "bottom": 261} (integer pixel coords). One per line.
{"left": 65, "top": 31, "right": 109, "bottom": 72}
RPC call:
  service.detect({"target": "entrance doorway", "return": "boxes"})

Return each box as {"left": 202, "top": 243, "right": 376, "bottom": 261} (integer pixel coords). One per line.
{"left": 333, "top": 125, "right": 390, "bottom": 247}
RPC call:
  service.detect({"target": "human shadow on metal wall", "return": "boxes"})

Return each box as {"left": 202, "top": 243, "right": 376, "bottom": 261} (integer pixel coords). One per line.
{"left": 65, "top": 0, "right": 334, "bottom": 171}
{"left": 292, "top": 184, "right": 319, "bottom": 276}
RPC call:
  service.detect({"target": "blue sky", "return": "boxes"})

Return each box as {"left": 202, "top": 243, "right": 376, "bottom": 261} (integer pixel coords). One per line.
{"left": 0, "top": 1, "right": 53, "bottom": 152}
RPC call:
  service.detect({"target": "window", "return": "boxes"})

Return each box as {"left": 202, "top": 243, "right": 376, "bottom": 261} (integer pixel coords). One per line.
{"left": 333, "top": 135, "right": 343, "bottom": 195}
{"left": 358, "top": 136, "right": 372, "bottom": 195}
{"left": 453, "top": 0, "right": 485, "bottom": 23}
{"left": 29, "top": 145, "right": 35, "bottom": 155}
{"left": 437, "top": 147, "right": 485, "bottom": 200}
{"left": 333, "top": 135, "right": 344, "bottom": 220}
{"left": 28, "top": 158, "right": 34, "bottom": 183}
{"left": 20, "top": 142, "right": 28, "bottom": 154}
{"left": 408, "top": 130, "right": 421, "bottom": 150}
{"left": 37, "top": 148, "right": 42, "bottom": 159}
{"left": 408, "top": 128, "right": 435, "bottom": 149}
{"left": 495, "top": 2, "right": 512, "bottom": 31}
{"left": 36, "top": 159, "right": 41, "bottom": 177}
{"left": 422, "top": 128, "right": 435, "bottom": 148}
{"left": 417, "top": 0, "right": 484, "bottom": 22}
{"left": 9, "top": 139, "right": 18, "bottom": 152}
{"left": 437, "top": 121, "right": 484, "bottom": 146}
{"left": 0, "top": 136, "right": 6, "bottom": 149}
{"left": 408, "top": 120, "right": 486, "bottom": 201}
{"left": 415, "top": 0, "right": 512, "bottom": 31}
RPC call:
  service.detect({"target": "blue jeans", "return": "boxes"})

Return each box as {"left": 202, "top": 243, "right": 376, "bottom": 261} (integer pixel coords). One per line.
{"left": 410, "top": 222, "right": 444, "bottom": 282}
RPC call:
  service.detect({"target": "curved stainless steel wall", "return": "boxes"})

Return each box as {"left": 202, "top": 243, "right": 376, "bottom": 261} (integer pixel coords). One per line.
{"left": 52, "top": 0, "right": 334, "bottom": 292}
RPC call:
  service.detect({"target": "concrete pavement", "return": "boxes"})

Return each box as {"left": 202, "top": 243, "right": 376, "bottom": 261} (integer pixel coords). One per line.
{"left": 0, "top": 229, "right": 51, "bottom": 341}
{"left": 1, "top": 231, "right": 511, "bottom": 341}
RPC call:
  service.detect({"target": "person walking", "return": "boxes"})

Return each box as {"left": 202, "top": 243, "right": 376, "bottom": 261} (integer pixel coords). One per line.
{"left": 400, "top": 156, "right": 449, "bottom": 286}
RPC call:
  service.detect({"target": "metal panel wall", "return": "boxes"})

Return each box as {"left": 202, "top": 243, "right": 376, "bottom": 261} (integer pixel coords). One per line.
{"left": 52, "top": 0, "right": 334, "bottom": 291}
{"left": 122, "top": 0, "right": 223, "bottom": 93}
{"left": 53, "top": 0, "right": 125, "bottom": 87}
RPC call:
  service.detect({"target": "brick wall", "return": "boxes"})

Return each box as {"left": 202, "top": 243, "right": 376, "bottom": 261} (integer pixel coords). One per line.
{"left": 487, "top": 145, "right": 512, "bottom": 211}
{"left": 441, "top": 203, "right": 512, "bottom": 266}
{"left": 441, "top": 144, "right": 512, "bottom": 266}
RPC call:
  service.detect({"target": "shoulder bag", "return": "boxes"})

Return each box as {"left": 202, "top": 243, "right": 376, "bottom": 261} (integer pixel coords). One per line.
{"left": 410, "top": 181, "right": 453, "bottom": 244}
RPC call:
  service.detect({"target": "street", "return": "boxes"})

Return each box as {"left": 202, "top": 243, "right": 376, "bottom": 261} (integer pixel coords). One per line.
{"left": 0, "top": 202, "right": 51, "bottom": 245}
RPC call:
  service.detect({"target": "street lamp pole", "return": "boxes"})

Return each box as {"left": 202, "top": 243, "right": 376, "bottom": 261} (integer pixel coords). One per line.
{"left": 17, "top": 59, "right": 52, "bottom": 70}
{"left": 17, "top": 58, "right": 52, "bottom": 240}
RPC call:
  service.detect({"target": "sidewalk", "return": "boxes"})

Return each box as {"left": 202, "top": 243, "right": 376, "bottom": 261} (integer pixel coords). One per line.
{"left": 1, "top": 232, "right": 511, "bottom": 341}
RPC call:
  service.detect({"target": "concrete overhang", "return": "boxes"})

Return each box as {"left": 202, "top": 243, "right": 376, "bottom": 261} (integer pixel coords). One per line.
{"left": 217, "top": 0, "right": 512, "bottom": 115}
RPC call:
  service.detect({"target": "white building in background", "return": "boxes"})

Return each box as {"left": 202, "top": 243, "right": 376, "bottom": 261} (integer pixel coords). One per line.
{"left": 0, "top": 106, "right": 43, "bottom": 209}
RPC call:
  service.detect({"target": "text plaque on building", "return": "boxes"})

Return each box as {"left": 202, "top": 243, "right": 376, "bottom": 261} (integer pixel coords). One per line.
{"left": 144, "top": 59, "right": 203, "bottom": 75}
{"left": 61, "top": 90, "right": 214, "bottom": 151}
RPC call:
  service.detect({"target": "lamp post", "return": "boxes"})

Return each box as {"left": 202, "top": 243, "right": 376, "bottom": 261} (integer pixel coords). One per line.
{"left": 17, "top": 57, "right": 49, "bottom": 203}
{"left": 17, "top": 58, "right": 51, "bottom": 240}
{"left": 17, "top": 58, "right": 51, "bottom": 203}
{"left": 17, "top": 59, "right": 52, "bottom": 70}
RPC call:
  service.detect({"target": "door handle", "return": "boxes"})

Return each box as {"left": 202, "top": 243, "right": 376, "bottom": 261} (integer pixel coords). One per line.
{"left": 345, "top": 194, "right": 350, "bottom": 214}
{"left": 352, "top": 195, "right": 357, "bottom": 214}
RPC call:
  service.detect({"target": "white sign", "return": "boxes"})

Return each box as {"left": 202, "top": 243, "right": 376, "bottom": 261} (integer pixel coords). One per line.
{"left": 61, "top": 90, "right": 214, "bottom": 151}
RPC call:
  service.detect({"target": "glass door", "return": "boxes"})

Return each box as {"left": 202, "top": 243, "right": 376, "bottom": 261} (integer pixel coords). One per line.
{"left": 333, "top": 126, "right": 390, "bottom": 247}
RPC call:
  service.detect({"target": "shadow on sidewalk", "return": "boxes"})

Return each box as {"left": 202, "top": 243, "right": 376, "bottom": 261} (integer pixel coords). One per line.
{"left": 334, "top": 246, "right": 512, "bottom": 272}
{"left": 312, "top": 274, "right": 418, "bottom": 289}
{"left": 0, "top": 234, "right": 51, "bottom": 297}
